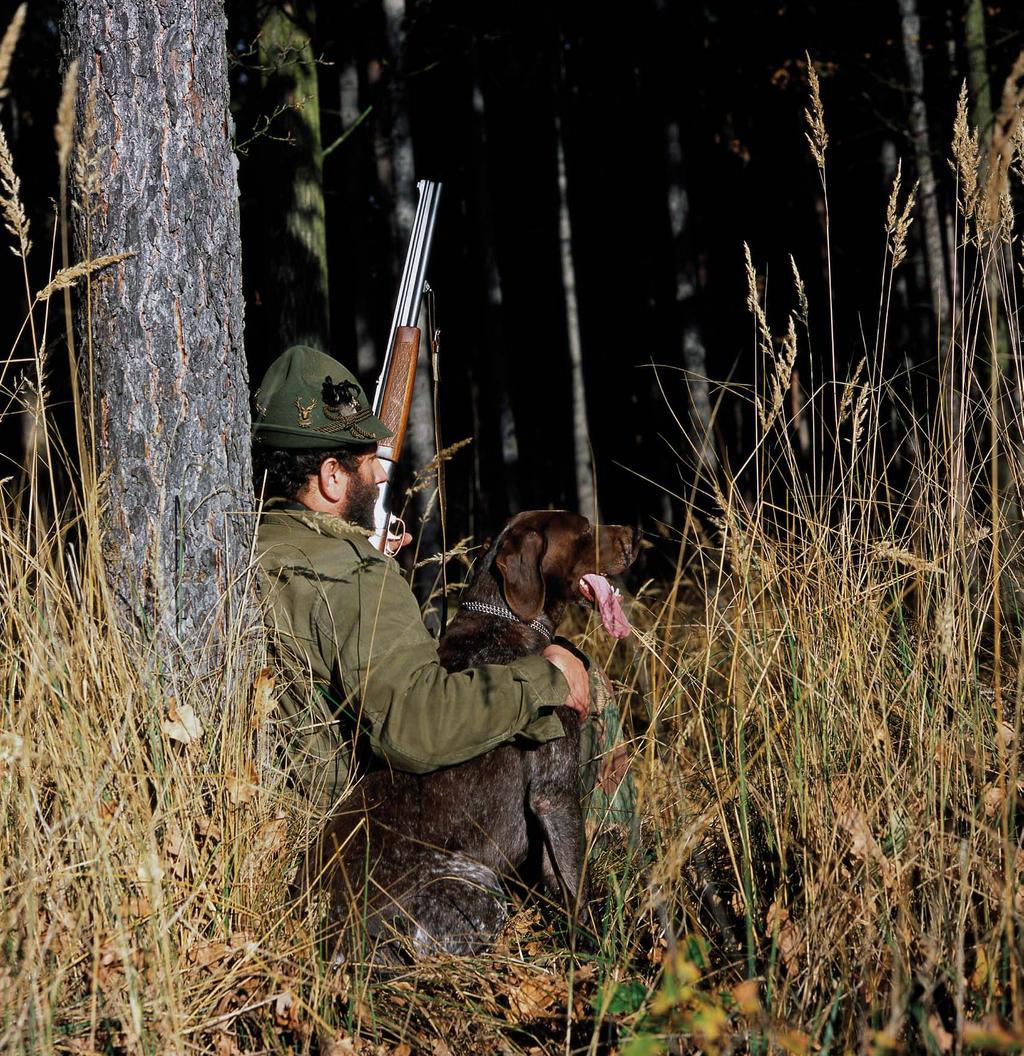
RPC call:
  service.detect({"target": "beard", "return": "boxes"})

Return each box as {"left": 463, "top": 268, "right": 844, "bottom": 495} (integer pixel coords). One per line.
{"left": 344, "top": 473, "right": 379, "bottom": 531}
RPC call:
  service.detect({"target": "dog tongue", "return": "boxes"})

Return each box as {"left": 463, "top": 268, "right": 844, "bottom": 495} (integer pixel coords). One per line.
{"left": 580, "top": 574, "right": 631, "bottom": 639}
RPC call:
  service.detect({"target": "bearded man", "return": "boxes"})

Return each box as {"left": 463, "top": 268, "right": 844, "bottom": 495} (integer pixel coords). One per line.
{"left": 252, "top": 346, "right": 590, "bottom": 813}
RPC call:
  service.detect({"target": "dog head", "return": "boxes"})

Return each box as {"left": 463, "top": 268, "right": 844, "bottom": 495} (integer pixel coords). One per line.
{"left": 492, "top": 511, "right": 638, "bottom": 635}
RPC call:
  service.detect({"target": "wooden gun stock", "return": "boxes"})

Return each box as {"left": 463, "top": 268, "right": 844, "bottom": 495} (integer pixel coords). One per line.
{"left": 375, "top": 325, "right": 420, "bottom": 463}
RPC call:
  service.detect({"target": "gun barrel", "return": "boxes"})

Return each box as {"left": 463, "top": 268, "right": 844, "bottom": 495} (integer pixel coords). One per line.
{"left": 374, "top": 180, "right": 442, "bottom": 415}
{"left": 369, "top": 178, "right": 442, "bottom": 551}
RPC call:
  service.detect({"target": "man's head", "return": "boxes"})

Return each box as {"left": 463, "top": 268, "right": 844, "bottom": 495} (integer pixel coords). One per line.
{"left": 252, "top": 347, "right": 391, "bottom": 528}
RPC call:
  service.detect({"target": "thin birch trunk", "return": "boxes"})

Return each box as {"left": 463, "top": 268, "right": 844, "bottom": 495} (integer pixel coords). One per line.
{"left": 554, "top": 58, "right": 598, "bottom": 522}
{"left": 381, "top": 0, "right": 440, "bottom": 579}
{"left": 664, "top": 115, "right": 716, "bottom": 472}
{"left": 897, "top": 0, "right": 949, "bottom": 335}
{"left": 470, "top": 76, "right": 520, "bottom": 520}
{"left": 338, "top": 55, "right": 377, "bottom": 375}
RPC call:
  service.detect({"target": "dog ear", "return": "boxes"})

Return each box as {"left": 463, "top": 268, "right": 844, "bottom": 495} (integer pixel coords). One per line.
{"left": 495, "top": 527, "right": 546, "bottom": 621}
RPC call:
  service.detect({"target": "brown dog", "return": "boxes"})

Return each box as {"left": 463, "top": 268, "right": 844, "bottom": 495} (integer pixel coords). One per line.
{"left": 292, "top": 510, "right": 638, "bottom": 963}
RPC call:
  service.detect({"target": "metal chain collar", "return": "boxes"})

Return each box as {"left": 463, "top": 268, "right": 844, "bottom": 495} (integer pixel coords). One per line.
{"left": 457, "top": 600, "right": 553, "bottom": 641}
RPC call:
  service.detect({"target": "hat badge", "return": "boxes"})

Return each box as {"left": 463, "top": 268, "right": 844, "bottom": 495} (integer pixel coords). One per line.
{"left": 294, "top": 397, "right": 316, "bottom": 427}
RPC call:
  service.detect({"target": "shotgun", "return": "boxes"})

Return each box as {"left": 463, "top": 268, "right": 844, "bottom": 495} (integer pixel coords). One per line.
{"left": 370, "top": 179, "right": 443, "bottom": 554}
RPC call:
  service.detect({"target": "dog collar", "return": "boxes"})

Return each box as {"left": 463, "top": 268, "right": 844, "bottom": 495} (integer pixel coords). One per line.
{"left": 457, "top": 600, "right": 553, "bottom": 641}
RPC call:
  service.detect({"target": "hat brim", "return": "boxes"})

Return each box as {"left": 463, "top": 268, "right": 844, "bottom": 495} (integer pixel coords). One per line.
{"left": 253, "top": 411, "right": 393, "bottom": 449}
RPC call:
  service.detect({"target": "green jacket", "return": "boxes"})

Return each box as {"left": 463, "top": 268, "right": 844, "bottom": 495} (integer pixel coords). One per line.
{"left": 257, "top": 506, "right": 567, "bottom": 809}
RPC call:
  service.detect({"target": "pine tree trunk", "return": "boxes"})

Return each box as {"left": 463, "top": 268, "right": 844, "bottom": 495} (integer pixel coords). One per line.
{"left": 61, "top": 0, "right": 254, "bottom": 669}
{"left": 255, "top": 0, "right": 329, "bottom": 352}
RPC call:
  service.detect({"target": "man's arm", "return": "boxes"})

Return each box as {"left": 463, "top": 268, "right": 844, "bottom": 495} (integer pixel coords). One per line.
{"left": 315, "top": 549, "right": 585, "bottom": 773}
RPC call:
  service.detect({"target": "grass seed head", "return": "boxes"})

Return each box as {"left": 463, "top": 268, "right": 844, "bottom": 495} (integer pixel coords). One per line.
{"left": 790, "top": 254, "right": 808, "bottom": 325}
{"left": 951, "top": 80, "right": 981, "bottom": 228}
{"left": 885, "top": 161, "right": 917, "bottom": 269}
{"left": 73, "top": 85, "right": 104, "bottom": 216}
{"left": 0, "top": 3, "right": 26, "bottom": 100}
{"left": 0, "top": 119, "right": 30, "bottom": 258}
{"left": 55, "top": 61, "right": 78, "bottom": 179}
{"left": 804, "top": 53, "right": 828, "bottom": 169}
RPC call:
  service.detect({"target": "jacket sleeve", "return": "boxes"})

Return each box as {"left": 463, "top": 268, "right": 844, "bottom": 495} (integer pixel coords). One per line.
{"left": 312, "top": 545, "right": 567, "bottom": 773}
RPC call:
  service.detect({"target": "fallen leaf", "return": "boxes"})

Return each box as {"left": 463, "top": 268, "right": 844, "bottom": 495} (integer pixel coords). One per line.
{"left": 732, "top": 978, "right": 761, "bottom": 1015}
{"left": 971, "top": 945, "right": 990, "bottom": 990}
{"left": 274, "top": 990, "right": 301, "bottom": 1031}
{"left": 213, "top": 1030, "right": 242, "bottom": 1056}
{"left": 162, "top": 701, "right": 203, "bottom": 745}
{"left": 212, "top": 975, "right": 261, "bottom": 1017}
{"left": 187, "top": 939, "right": 234, "bottom": 970}
{"left": 692, "top": 1003, "right": 729, "bottom": 1046}
{"left": 983, "top": 783, "right": 1005, "bottom": 818}
{"left": 252, "top": 667, "right": 277, "bottom": 729}
{"left": 841, "top": 809, "right": 880, "bottom": 863}
{"left": 840, "top": 809, "right": 896, "bottom": 889}
{"left": 259, "top": 812, "right": 290, "bottom": 853}
{"left": 507, "top": 974, "right": 560, "bottom": 1020}
{"left": 774, "top": 1027, "right": 811, "bottom": 1054}
{"left": 226, "top": 763, "right": 258, "bottom": 807}
{"left": 195, "top": 815, "right": 223, "bottom": 841}
{"left": 997, "top": 722, "right": 1015, "bottom": 750}
{"left": 119, "top": 896, "right": 151, "bottom": 920}
{"left": 99, "top": 798, "right": 121, "bottom": 820}
{"left": 163, "top": 826, "right": 190, "bottom": 880}
{"left": 431, "top": 1041, "right": 452, "bottom": 1056}
{"left": 320, "top": 1037, "right": 358, "bottom": 1056}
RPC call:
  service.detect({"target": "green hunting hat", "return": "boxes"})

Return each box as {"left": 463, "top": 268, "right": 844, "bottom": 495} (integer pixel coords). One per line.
{"left": 252, "top": 345, "right": 392, "bottom": 449}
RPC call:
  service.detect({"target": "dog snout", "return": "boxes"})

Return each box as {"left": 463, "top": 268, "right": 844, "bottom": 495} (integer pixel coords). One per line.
{"left": 597, "top": 524, "right": 640, "bottom": 574}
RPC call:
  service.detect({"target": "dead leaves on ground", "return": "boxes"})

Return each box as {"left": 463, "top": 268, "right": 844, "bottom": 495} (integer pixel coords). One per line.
{"left": 161, "top": 700, "right": 203, "bottom": 746}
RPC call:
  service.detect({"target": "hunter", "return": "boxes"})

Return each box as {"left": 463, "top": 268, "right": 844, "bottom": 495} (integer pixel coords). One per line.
{"left": 251, "top": 345, "right": 591, "bottom": 813}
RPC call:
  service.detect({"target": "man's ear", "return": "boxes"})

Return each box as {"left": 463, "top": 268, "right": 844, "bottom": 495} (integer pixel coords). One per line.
{"left": 495, "top": 528, "right": 546, "bottom": 621}
{"left": 318, "top": 457, "right": 345, "bottom": 503}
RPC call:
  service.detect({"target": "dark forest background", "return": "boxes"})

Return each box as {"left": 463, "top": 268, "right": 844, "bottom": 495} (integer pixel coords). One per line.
{"left": 3, "top": 0, "right": 1022, "bottom": 553}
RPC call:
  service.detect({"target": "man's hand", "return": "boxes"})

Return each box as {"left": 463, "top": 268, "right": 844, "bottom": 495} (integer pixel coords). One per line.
{"left": 542, "top": 643, "right": 590, "bottom": 720}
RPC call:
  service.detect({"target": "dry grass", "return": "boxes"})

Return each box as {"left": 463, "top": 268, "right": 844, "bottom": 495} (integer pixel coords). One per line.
{"left": 4, "top": 22, "right": 1024, "bottom": 1056}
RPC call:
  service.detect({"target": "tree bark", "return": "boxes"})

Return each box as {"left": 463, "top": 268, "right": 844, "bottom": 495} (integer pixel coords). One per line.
{"left": 255, "top": 0, "right": 329, "bottom": 353}
{"left": 61, "top": 0, "right": 254, "bottom": 667}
